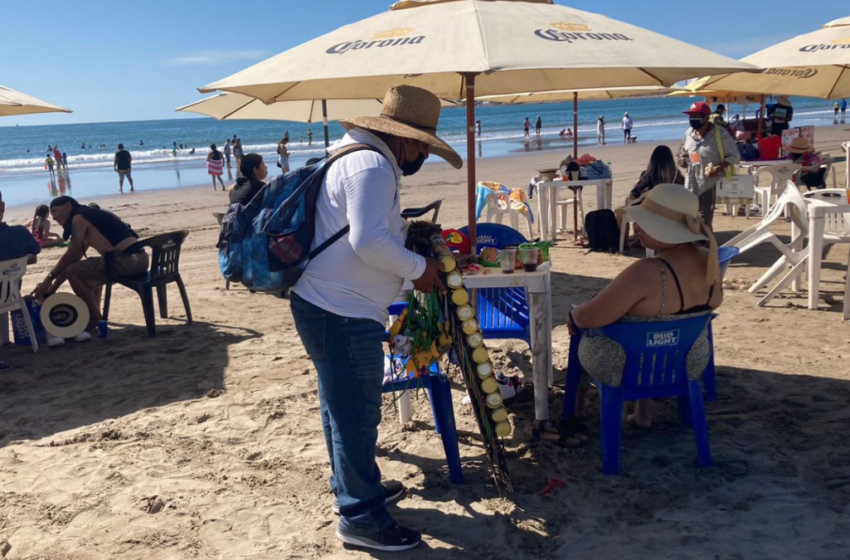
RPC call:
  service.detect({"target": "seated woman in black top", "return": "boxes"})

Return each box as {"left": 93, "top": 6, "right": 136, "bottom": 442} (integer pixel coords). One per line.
{"left": 228, "top": 153, "right": 268, "bottom": 205}
{"left": 628, "top": 145, "right": 684, "bottom": 202}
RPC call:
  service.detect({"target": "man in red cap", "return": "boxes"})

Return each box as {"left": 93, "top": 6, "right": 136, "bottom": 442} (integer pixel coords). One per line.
{"left": 677, "top": 102, "right": 739, "bottom": 227}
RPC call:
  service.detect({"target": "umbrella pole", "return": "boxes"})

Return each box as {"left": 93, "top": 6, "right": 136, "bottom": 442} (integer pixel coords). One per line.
{"left": 322, "top": 100, "right": 330, "bottom": 148}
{"left": 573, "top": 92, "right": 578, "bottom": 159}
{"left": 757, "top": 95, "right": 764, "bottom": 138}
{"left": 464, "top": 73, "right": 479, "bottom": 250}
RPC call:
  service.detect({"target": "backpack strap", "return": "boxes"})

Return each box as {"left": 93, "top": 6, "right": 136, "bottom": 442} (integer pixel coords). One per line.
{"left": 307, "top": 143, "right": 387, "bottom": 261}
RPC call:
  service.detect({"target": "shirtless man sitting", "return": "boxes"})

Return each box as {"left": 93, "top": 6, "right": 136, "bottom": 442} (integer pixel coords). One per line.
{"left": 34, "top": 196, "right": 148, "bottom": 331}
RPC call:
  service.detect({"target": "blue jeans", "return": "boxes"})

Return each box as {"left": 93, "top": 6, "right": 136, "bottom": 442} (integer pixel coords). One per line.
{"left": 290, "top": 292, "right": 393, "bottom": 535}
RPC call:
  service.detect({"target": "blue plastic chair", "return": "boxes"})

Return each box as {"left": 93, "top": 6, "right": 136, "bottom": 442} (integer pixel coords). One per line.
{"left": 458, "top": 223, "right": 531, "bottom": 345}
{"left": 563, "top": 314, "right": 714, "bottom": 475}
{"left": 702, "top": 245, "right": 739, "bottom": 402}
{"left": 383, "top": 360, "right": 464, "bottom": 484}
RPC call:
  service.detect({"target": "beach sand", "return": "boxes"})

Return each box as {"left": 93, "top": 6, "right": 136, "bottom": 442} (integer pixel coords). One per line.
{"left": 1, "top": 126, "right": 850, "bottom": 559}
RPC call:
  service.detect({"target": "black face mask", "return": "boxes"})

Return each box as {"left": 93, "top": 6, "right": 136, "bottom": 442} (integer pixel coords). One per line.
{"left": 689, "top": 118, "right": 705, "bottom": 130}
{"left": 401, "top": 152, "right": 427, "bottom": 176}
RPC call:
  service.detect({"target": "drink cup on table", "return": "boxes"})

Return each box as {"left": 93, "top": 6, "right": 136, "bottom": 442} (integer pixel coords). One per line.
{"left": 518, "top": 247, "right": 539, "bottom": 272}
{"left": 498, "top": 248, "right": 516, "bottom": 274}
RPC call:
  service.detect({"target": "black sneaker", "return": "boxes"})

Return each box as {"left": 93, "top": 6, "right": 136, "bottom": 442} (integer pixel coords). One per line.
{"left": 336, "top": 522, "right": 421, "bottom": 552}
{"left": 332, "top": 480, "right": 405, "bottom": 515}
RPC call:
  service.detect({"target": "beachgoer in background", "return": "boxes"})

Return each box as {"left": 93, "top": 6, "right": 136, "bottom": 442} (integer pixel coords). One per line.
{"left": 80, "top": 142, "right": 85, "bottom": 149}
{"left": 834, "top": 101, "right": 840, "bottom": 123}
{"left": 222, "top": 139, "right": 232, "bottom": 169}
{"left": 566, "top": 128, "right": 572, "bottom": 138}
{"left": 299, "top": 136, "right": 304, "bottom": 143}
{"left": 114, "top": 143, "right": 134, "bottom": 193}
{"left": 307, "top": 129, "right": 313, "bottom": 146}
{"left": 735, "top": 130, "right": 759, "bottom": 161}
{"left": 523, "top": 117, "right": 530, "bottom": 138}
{"left": 233, "top": 136, "right": 245, "bottom": 177}
{"left": 290, "top": 85, "right": 457, "bottom": 552}
{"left": 45, "top": 154, "right": 55, "bottom": 177}
{"left": 228, "top": 153, "right": 267, "bottom": 205}
{"left": 678, "top": 102, "right": 738, "bottom": 228}
{"left": 841, "top": 99, "right": 847, "bottom": 123}
{"left": 27, "top": 204, "right": 63, "bottom": 248}
{"left": 61, "top": 152, "right": 68, "bottom": 171}
{"left": 767, "top": 96, "right": 793, "bottom": 136}
{"left": 559, "top": 129, "right": 566, "bottom": 137}
{"left": 53, "top": 145, "right": 62, "bottom": 168}
{"left": 139, "top": 140, "right": 144, "bottom": 146}
{"left": 597, "top": 116, "right": 606, "bottom": 145}
{"left": 277, "top": 136, "right": 291, "bottom": 174}
{"left": 206, "top": 144, "right": 226, "bottom": 191}
{"left": 34, "top": 196, "right": 147, "bottom": 334}
{"left": 567, "top": 184, "right": 722, "bottom": 430}
{"left": 788, "top": 137, "right": 826, "bottom": 190}
{"left": 628, "top": 145, "right": 684, "bottom": 201}
{"left": 622, "top": 112, "right": 633, "bottom": 143}
{"left": 535, "top": 116, "right": 542, "bottom": 136}
{"left": 710, "top": 104, "right": 726, "bottom": 125}
{"left": 283, "top": 130, "right": 290, "bottom": 143}
{"left": 172, "top": 141, "right": 177, "bottom": 157}
{"left": 476, "top": 120, "right": 481, "bottom": 138}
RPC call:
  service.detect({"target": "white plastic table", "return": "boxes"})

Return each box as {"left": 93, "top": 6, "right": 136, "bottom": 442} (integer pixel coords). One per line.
{"left": 536, "top": 179, "right": 613, "bottom": 241}
{"left": 402, "top": 262, "right": 554, "bottom": 420}
{"left": 803, "top": 197, "right": 850, "bottom": 309}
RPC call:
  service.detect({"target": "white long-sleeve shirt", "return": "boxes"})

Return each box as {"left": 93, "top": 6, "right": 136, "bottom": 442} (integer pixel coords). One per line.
{"left": 291, "top": 128, "right": 427, "bottom": 324}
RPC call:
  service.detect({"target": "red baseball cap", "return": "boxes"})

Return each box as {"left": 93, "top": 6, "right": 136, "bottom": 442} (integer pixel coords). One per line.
{"left": 683, "top": 102, "right": 711, "bottom": 117}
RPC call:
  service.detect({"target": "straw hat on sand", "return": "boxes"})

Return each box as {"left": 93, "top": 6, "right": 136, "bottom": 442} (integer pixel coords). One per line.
{"left": 620, "top": 183, "right": 720, "bottom": 284}
{"left": 787, "top": 137, "right": 813, "bottom": 154}
{"left": 340, "top": 85, "right": 462, "bottom": 169}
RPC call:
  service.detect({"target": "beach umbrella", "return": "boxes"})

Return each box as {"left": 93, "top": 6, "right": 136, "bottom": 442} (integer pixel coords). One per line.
{"left": 175, "top": 93, "right": 458, "bottom": 148}
{"left": 199, "top": 0, "right": 757, "bottom": 243}
{"left": 480, "top": 86, "right": 674, "bottom": 157}
{"left": 676, "top": 17, "right": 850, "bottom": 100}
{"left": 0, "top": 85, "right": 71, "bottom": 117}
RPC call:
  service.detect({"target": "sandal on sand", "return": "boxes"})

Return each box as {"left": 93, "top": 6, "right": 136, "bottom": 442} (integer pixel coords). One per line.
{"left": 557, "top": 418, "right": 589, "bottom": 442}
{"left": 532, "top": 420, "right": 583, "bottom": 448}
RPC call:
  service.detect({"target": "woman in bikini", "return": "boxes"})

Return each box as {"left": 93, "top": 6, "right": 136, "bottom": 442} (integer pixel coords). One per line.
{"left": 541, "top": 184, "right": 723, "bottom": 446}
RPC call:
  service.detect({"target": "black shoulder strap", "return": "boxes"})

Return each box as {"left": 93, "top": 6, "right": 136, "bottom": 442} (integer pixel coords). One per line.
{"left": 657, "top": 258, "right": 686, "bottom": 313}
{"left": 306, "top": 143, "right": 386, "bottom": 261}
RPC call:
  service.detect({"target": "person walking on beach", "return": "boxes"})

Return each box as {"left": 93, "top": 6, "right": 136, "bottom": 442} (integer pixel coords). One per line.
{"left": 114, "top": 143, "right": 134, "bottom": 193}
{"left": 61, "top": 152, "right": 68, "bottom": 171}
{"left": 223, "top": 139, "right": 232, "bottom": 168}
{"left": 283, "top": 130, "right": 290, "bottom": 143}
{"left": 523, "top": 117, "right": 530, "bottom": 138}
{"left": 290, "top": 85, "right": 460, "bottom": 552}
{"left": 679, "top": 102, "right": 738, "bottom": 228}
{"left": 597, "top": 115, "right": 606, "bottom": 145}
{"left": 841, "top": 99, "right": 847, "bottom": 123}
{"left": 622, "top": 112, "right": 633, "bottom": 143}
{"left": 233, "top": 136, "right": 245, "bottom": 177}
{"left": 475, "top": 120, "right": 481, "bottom": 138}
{"left": 45, "top": 153, "right": 55, "bottom": 177}
{"left": 53, "top": 145, "right": 62, "bottom": 168}
{"left": 206, "top": 144, "right": 226, "bottom": 191}
{"left": 535, "top": 116, "right": 542, "bottom": 136}
{"left": 834, "top": 101, "right": 840, "bottom": 123}
{"left": 307, "top": 129, "right": 313, "bottom": 146}
{"left": 276, "top": 136, "right": 291, "bottom": 174}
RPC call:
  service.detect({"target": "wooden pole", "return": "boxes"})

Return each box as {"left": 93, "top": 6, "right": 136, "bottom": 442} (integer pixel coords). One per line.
{"left": 757, "top": 94, "right": 764, "bottom": 138}
{"left": 322, "top": 100, "right": 330, "bottom": 148}
{"left": 464, "top": 73, "right": 479, "bottom": 251}
{"left": 573, "top": 91, "right": 578, "bottom": 159}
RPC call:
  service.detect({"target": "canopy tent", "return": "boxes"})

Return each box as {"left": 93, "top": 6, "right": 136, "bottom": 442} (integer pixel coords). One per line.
{"left": 199, "top": 0, "right": 757, "bottom": 245}
{"left": 0, "top": 85, "right": 71, "bottom": 117}
{"left": 479, "top": 86, "right": 674, "bottom": 157}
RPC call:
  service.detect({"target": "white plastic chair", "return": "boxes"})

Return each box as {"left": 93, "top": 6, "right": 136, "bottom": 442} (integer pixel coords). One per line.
{"left": 555, "top": 185, "right": 584, "bottom": 235}
{"left": 722, "top": 181, "right": 808, "bottom": 298}
{"left": 757, "top": 189, "right": 850, "bottom": 306}
{"left": 842, "top": 141, "right": 850, "bottom": 187}
{"left": 754, "top": 163, "right": 802, "bottom": 216}
{"left": 0, "top": 257, "right": 39, "bottom": 353}
{"left": 484, "top": 191, "right": 533, "bottom": 238}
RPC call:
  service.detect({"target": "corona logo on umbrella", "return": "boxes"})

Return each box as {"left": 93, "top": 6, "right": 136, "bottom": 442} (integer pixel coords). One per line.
{"left": 800, "top": 37, "right": 850, "bottom": 52}
{"left": 326, "top": 28, "right": 425, "bottom": 55}
{"left": 534, "top": 22, "right": 632, "bottom": 43}
{"left": 762, "top": 67, "right": 818, "bottom": 79}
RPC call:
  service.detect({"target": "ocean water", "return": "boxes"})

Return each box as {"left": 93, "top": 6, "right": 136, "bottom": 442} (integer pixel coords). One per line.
{"left": 0, "top": 95, "right": 838, "bottom": 207}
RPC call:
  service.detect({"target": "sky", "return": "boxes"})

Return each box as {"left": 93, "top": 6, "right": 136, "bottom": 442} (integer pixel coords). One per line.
{"left": 0, "top": 0, "right": 843, "bottom": 127}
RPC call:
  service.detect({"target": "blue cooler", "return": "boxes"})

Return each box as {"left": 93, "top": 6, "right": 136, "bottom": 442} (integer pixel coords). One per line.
{"left": 11, "top": 297, "right": 48, "bottom": 346}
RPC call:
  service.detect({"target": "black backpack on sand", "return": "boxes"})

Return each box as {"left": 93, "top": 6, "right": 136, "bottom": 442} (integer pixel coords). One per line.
{"left": 584, "top": 209, "right": 620, "bottom": 253}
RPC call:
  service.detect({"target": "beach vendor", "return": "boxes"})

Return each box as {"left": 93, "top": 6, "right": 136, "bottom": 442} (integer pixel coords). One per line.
{"left": 678, "top": 102, "right": 739, "bottom": 228}
{"left": 289, "top": 85, "right": 460, "bottom": 552}
{"left": 565, "top": 184, "right": 723, "bottom": 431}
{"left": 33, "top": 196, "right": 148, "bottom": 333}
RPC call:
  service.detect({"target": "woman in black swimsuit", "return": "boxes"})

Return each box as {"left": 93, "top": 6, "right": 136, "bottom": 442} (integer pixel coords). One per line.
{"left": 566, "top": 184, "right": 723, "bottom": 430}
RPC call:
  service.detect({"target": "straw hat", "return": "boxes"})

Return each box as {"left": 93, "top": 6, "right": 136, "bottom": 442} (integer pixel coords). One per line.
{"left": 340, "top": 85, "right": 462, "bottom": 169}
{"left": 775, "top": 95, "right": 791, "bottom": 106}
{"left": 787, "top": 137, "right": 812, "bottom": 154}
{"left": 620, "top": 183, "right": 720, "bottom": 284}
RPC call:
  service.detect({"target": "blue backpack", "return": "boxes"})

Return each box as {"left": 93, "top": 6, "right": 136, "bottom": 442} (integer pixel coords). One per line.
{"left": 217, "top": 143, "right": 380, "bottom": 292}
